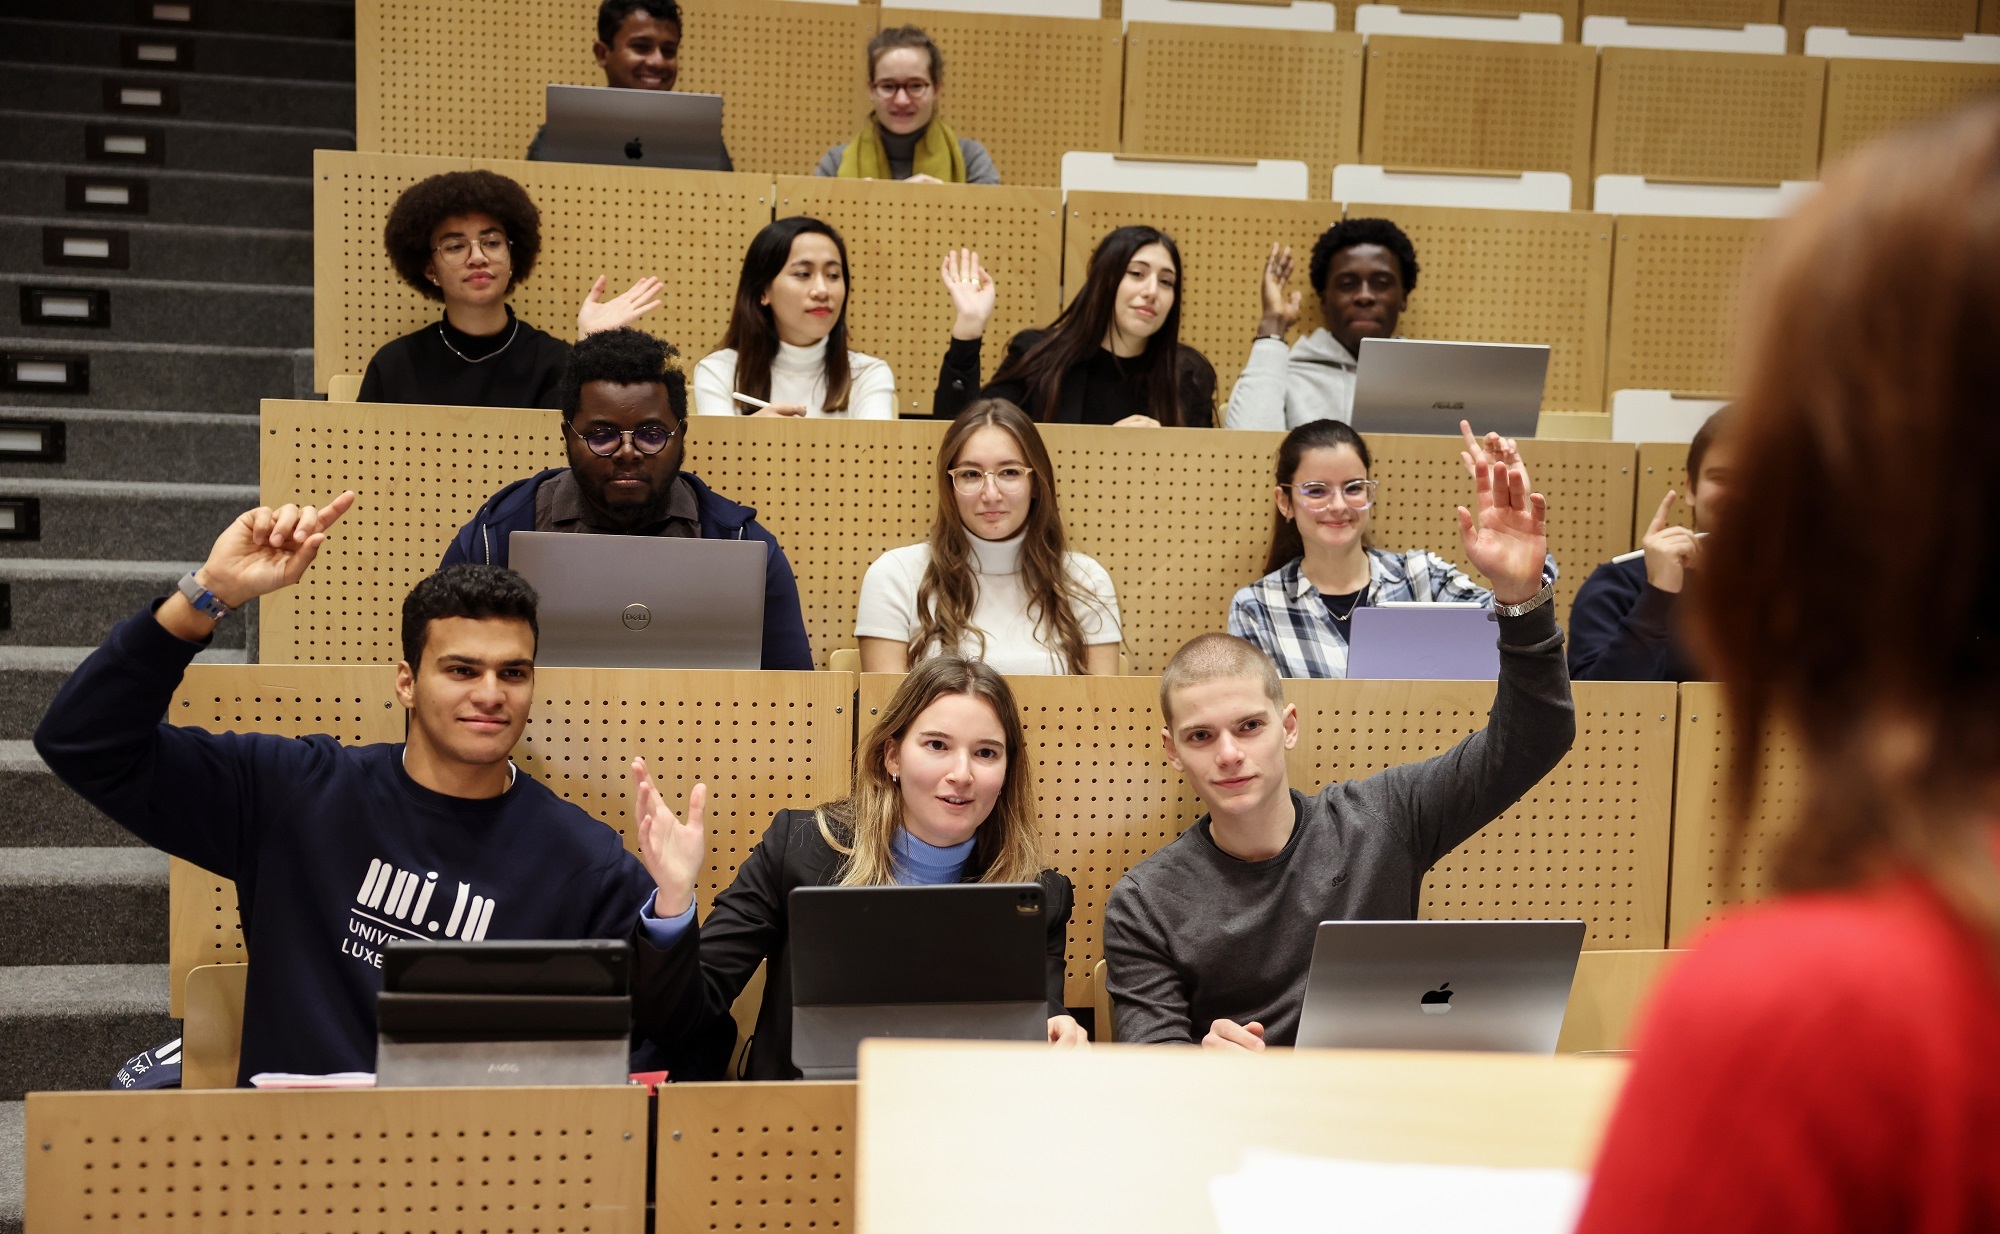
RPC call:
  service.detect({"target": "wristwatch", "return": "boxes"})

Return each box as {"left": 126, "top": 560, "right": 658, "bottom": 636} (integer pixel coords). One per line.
{"left": 1491, "top": 577, "right": 1555, "bottom": 618}
{"left": 177, "top": 571, "right": 232, "bottom": 622}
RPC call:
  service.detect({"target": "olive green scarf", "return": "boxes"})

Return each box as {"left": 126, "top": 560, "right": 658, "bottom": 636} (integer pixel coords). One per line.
{"left": 836, "top": 118, "right": 968, "bottom": 183}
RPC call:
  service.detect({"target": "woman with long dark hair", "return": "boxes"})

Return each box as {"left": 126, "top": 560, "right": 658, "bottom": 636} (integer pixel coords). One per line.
{"left": 1228, "top": 418, "right": 1553, "bottom": 678}
{"left": 691, "top": 216, "right": 896, "bottom": 418}
{"left": 932, "top": 227, "right": 1216, "bottom": 427}
{"left": 856, "top": 399, "right": 1121, "bottom": 674}
{"left": 632, "top": 656, "right": 1088, "bottom": 1080}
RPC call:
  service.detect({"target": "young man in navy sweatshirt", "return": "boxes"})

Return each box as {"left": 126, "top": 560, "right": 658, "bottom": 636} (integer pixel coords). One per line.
{"left": 35, "top": 494, "right": 705, "bottom": 1084}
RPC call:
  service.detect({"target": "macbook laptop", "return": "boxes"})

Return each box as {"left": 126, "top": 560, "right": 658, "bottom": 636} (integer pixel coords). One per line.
{"left": 1346, "top": 603, "right": 1499, "bottom": 680}
{"left": 1295, "top": 920, "right": 1585, "bottom": 1054}
{"left": 788, "top": 884, "right": 1050, "bottom": 1081}
{"left": 1350, "top": 337, "right": 1549, "bottom": 439}
{"left": 537, "top": 83, "right": 729, "bottom": 171}
{"left": 508, "top": 531, "right": 766, "bottom": 669}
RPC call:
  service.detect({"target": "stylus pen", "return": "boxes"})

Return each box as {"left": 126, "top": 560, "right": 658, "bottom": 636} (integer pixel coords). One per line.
{"left": 1610, "top": 531, "right": 1707, "bottom": 564}
{"left": 731, "top": 391, "right": 773, "bottom": 410}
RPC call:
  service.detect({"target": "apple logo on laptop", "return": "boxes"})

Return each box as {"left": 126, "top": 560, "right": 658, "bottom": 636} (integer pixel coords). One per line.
{"left": 624, "top": 137, "right": 643, "bottom": 160}
{"left": 1419, "top": 982, "right": 1453, "bottom": 1015}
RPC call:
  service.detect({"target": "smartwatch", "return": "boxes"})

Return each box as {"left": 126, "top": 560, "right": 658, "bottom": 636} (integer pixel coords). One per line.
{"left": 177, "top": 572, "right": 232, "bottom": 622}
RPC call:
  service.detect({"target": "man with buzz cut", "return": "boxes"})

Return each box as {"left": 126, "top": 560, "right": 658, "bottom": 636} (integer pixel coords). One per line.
{"left": 34, "top": 495, "right": 708, "bottom": 1084}
{"left": 1103, "top": 452, "right": 1576, "bottom": 1049}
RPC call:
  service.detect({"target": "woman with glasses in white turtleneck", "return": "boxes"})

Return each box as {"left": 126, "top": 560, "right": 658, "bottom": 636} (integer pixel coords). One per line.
{"left": 856, "top": 399, "right": 1122, "bottom": 674}
{"left": 691, "top": 216, "right": 897, "bottom": 419}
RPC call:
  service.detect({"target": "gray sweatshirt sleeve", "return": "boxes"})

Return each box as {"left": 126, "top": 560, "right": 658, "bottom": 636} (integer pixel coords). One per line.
{"left": 813, "top": 143, "right": 845, "bottom": 177}
{"left": 1223, "top": 336, "right": 1293, "bottom": 431}
{"left": 1348, "top": 603, "right": 1576, "bottom": 870}
{"left": 1103, "top": 876, "right": 1198, "bottom": 1045}
{"left": 959, "top": 138, "right": 1000, "bottom": 185}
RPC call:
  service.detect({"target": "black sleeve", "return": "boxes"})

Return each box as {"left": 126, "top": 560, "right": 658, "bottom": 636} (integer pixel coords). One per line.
{"left": 1569, "top": 563, "right": 1681, "bottom": 682}
{"left": 651, "top": 810, "right": 799, "bottom": 1049}
{"left": 1039, "top": 870, "right": 1075, "bottom": 1016}
{"left": 357, "top": 355, "right": 385, "bottom": 403}
{"left": 1176, "top": 347, "right": 1218, "bottom": 427}
{"left": 934, "top": 334, "right": 985, "bottom": 421}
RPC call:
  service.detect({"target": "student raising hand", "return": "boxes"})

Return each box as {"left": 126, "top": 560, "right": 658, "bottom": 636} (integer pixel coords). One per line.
{"left": 1258, "top": 242, "right": 1301, "bottom": 339}
{"left": 1640, "top": 490, "right": 1700, "bottom": 594}
{"left": 632, "top": 757, "right": 707, "bottom": 918}
{"left": 577, "top": 275, "right": 666, "bottom": 340}
{"left": 159, "top": 491, "right": 357, "bottom": 642}
{"left": 941, "top": 248, "right": 996, "bottom": 341}
{"left": 1455, "top": 441, "right": 1549, "bottom": 607}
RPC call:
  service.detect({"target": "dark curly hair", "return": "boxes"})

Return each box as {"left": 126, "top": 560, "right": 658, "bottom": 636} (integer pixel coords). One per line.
{"left": 559, "top": 327, "right": 688, "bottom": 424}
{"left": 1308, "top": 217, "right": 1420, "bottom": 299}
{"left": 383, "top": 170, "right": 542, "bottom": 302}
{"left": 401, "top": 564, "right": 539, "bottom": 667}
{"left": 598, "top": 0, "right": 680, "bottom": 44}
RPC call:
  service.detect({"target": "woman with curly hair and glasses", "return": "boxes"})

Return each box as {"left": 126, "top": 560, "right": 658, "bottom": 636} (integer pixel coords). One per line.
{"left": 359, "top": 169, "right": 664, "bottom": 409}
{"left": 855, "top": 399, "right": 1121, "bottom": 675}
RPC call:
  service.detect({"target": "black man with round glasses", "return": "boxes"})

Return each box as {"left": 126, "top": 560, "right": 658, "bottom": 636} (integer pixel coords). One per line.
{"left": 359, "top": 169, "right": 665, "bottom": 410}
{"left": 1227, "top": 419, "right": 1557, "bottom": 678}
{"left": 442, "top": 329, "right": 813, "bottom": 669}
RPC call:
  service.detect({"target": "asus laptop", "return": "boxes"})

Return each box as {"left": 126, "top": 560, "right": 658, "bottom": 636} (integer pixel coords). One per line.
{"left": 1351, "top": 337, "right": 1549, "bottom": 439}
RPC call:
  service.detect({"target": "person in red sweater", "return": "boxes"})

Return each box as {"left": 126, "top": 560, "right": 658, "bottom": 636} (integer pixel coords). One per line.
{"left": 1572, "top": 100, "right": 2000, "bottom": 1231}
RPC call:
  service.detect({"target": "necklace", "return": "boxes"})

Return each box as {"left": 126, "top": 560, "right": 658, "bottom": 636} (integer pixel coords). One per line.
{"left": 437, "top": 316, "right": 520, "bottom": 365}
{"left": 1323, "top": 588, "right": 1365, "bottom": 622}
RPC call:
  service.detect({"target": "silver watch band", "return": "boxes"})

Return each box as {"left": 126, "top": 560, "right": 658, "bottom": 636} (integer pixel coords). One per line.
{"left": 1492, "top": 577, "right": 1555, "bottom": 618}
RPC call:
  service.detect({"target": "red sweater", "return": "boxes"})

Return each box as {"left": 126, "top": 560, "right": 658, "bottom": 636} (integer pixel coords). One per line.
{"left": 1574, "top": 867, "right": 2000, "bottom": 1233}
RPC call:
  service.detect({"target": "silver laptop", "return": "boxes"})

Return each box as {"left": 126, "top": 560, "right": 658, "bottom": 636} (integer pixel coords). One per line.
{"left": 508, "top": 531, "right": 765, "bottom": 669}
{"left": 538, "top": 83, "right": 729, "bottom": 171}
{"left": 1295, "top": 920, "right": 1585, "bottom": 1054}
{"left": 1346, "top": 603, "right": 1499, "bottom": 680}
{"left": 789, "top": 884, "right": 1049, "bottom": 1081}
{"left": 1351, "top": 337, "right": 1549, "bottom": 438}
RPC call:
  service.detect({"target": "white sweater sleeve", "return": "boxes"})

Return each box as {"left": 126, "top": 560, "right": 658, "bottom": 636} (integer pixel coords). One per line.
{"left": 846, "top": 352, "right": 899, "bottom": 420}
{"left": 1222, "top": 336, "right": 1293, "bottom": 431}
{"left": 1067, "top": 553, "right": 1123, "bottom": 645}
{"left": 691, "top": 350, "right": 739, "bottom": 416}
{"left": 855, "top": 546, "right": 923, "bottom": 642}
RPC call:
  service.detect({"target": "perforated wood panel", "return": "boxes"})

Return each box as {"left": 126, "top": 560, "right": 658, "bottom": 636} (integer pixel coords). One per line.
{"left": 164, "top": 663, "right": 853, "bottom": 1012}
{"left": 1669, "top": 681, "right": 1801, "bottom": 941}
{"left": 1783, "top": 0, "right": 1977, "bottom": 49}
{"left": 1121, "top": 25, "right": 1363, "bottom": 198}
{"left": 1632, "top": 439, "right": 1692, "bottom": 547}
{"left": 1359, "top": 36, "right": 1598, "bottom": 208}
{"left": 1337, "top": 0, "right": 1579, "bottom": 33}
{"left": 879, "top": 8, "right": 1123, "bottom": 188}
{"left": 1606, "top": 214, "right": 1766, "bottom": 401}
{"left": 1592, "top": 47, "right": 1823, "bottom": 183}
{"left": 1060, "top": 191, "right": 1344, "bottom": 400}
{"left": 1287, "top": 680, "right": 1676, "bottom": 947}
{"left": 27, "top": 1087, "right": 646, "bottom": 1232}
{"left": 1339, "top": 202, "right": 1613, "bottom": 413}
{"left": 1986, "top": 0, "right": 1999, "bottom": 32}
{"left": 656, "top": 1082, "right": 856, "bottom": 1231}
{"left": 312, "top": 151, "right": 774, "bottom": 393}
{"left": 1821, "top": 57, "right": 2000, "bottom": 163}
{"left": 356, "top": 0, "right": 872, "bottom": 173}
{"left": 1580, "top": 0, "right": 1776, "bottom": 20}
{"left": 773, "top": 177, "right": 1063, "bottom": 418}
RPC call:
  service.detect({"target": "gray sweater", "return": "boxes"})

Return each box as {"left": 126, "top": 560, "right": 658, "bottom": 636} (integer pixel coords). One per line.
{"left": 1103, "top": 603, "right": 1574, "bottom": 1046}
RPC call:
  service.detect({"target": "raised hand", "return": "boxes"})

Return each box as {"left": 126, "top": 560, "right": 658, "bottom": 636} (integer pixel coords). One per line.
{"left": 632, "top": 757, "right": 707, "bottom": 918}
{"left": 941, "top": 248, "right": 997, "bottom": 341}
{"left": 1259, "top": 242, "right": 1301, "bottom": 338}
{"left": 1459, "top": 419, "right": 1533, "bottom": 496}
{"left": 577, "top": 275, "right": 665, "bottom": 339}
{"left": 1456, "top": 456, "right": 1549, "bottom": 607}
{"left": 1640, "top": 490, "right": 1700, "bottom": 594}
{"left": 198, "top": 490, "right": 357, "bottom": 609}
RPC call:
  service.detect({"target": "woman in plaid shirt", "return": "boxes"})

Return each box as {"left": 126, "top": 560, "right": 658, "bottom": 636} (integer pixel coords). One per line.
{"left": 1228, "top": 419, "right": 1556, "bottom": 678}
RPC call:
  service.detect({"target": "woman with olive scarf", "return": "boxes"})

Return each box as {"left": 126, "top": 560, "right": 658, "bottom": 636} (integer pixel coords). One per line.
{"left": 812, "top": 26, "right": 1000, "bottom": 186}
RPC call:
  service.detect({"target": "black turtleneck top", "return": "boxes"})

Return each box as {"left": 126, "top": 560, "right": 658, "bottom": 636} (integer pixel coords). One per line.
{"left": 357, "top": 306, "right": 571, "bottom": 410}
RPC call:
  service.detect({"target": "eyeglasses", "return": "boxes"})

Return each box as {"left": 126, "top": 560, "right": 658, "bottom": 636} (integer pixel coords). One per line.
{"left": 433, "top": 233, "right": 512, "bottom": 265}
{"left": 568, "top": 423, "right": 679, "bottom": 457}
{"left": 948, "top": 465, "right": 1033, "bottom": 495}
{"left": 1282, "top": 479, "right": 1378, "bottom": 511}
{"left": 870, "top": 79, "right": 934, "bottom": 100}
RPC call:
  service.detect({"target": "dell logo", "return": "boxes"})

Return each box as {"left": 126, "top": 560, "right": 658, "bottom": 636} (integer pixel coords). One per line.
{"left": 1430, "top": 401, "right": 1466, "bottom": 410}
{"left": 621, "top": 603, "right": 652, "bottom": 630}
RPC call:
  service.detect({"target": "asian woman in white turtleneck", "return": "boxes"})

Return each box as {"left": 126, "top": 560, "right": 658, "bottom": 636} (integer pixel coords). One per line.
{"left": 691, "top": 216, "right": 897, "bottom": 419}
{"left": 855, "top": 399, "right": 1122, "bottom": 675}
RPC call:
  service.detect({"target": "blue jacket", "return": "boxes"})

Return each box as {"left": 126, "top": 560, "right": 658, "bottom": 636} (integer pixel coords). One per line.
{"left": 441, "top": 468, "right": 814, "bottom": 671}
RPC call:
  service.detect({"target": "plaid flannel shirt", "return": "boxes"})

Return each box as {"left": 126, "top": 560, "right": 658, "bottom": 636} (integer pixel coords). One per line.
{"left": 1227, "top": 548, "right": 1557, "bottom": 679}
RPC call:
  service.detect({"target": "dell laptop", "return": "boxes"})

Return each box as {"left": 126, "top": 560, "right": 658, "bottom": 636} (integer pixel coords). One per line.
{"left": 1346, "top": 603, "right": 1500, "bottom": 680}
{"left": 537, "top": 83, "right": 729, "bottom": 171}
{"left": 507, "top": 531, "right": 766, "bottom": 669}
{"left": 1350, "top": 337, "right": 1549, "bottom": 439}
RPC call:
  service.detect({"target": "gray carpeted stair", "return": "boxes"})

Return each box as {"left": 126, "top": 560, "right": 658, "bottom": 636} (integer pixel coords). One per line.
{"left": 0, "top": 965, "right": 174, "bottom": 1100}
{"left": 0, "top": 61, "right": 356, "bottom": 131}
{"left": 0, "top": 160, "right": 313, "bottom": 231}
{"left": 0, "top": 337, "right": 312, "bottom": 411}
{"left": 0, "top": 214, "right": 311, "bottom": 287}
{"left": 5, "top": 272, "right": 312, "bottom": 348}
{"left": 0, "top": 1100, "right": 19, "bottom": 1234}
{"left": 11, "top": 0, "right": 355, "bottom": 41}
{"left": 0, "top": 742, "right": 135, "bottom": 848}
{"left": 0, "top": 408, "right": 259, "bottom": 485}
{"left": 0, "top": 17, "right": 354, "bottom": 83}
{"left": 0, "top": 479, "right": 260, "bottom": 561}
{"left": 0, "top": 559, "right": 250, "bottom": 650}
{"left": 0, "top": 109, "right": 353, "bottom": 179}
{"left": 0, "top": 848, "right": 168, "bottom": 966}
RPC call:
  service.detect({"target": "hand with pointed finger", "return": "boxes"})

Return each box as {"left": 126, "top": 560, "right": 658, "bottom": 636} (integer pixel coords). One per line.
{"left": 1259, "top": 242, "right": 1301, "bottom": 338}
{"left": 1641, "top": 490, "right": 1700, "bottom": 594}
{"left": 577, "top": 275, "right": 667, "bottom": 339}
{"left": 1456, "top": 458, "right": 1549, "bottom": 606}
{"left": 941, "top": 248, "right": 997, "bottom": 340}
{"left": 633, "top": 757, "right": 707, "bottom": 918}
{"left": 1047, "top": 1014, "right": 1090, "bottom": 1048}
{"left": 197, "top": 489, "right": 358, "bottom": 610}
{"left": 1202, "top": 1019, "right": 1267, "bottom": 1052}
{"left": 1459, "top": 419, "right": 1533, "bottom": 496}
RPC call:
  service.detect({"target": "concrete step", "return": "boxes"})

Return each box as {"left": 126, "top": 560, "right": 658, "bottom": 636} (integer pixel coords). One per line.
{"left": 0, "top": 213, "right": 310, "bottom": 286}
{"left": 0, "top": 559, "right": 249, "bottom": 651}
{"left": 0, "top": 741, "right": 139, "bottom": 848}
{"left": 0, "top": 407, "right": 260, "bottom": 485}
{"left": 0, "top": 335, "right": 310, "bottom": 413}
{"left": 0, "top": 645, "right": 249, "bottom": 740}
{"left": 0, "top": 17, "right": 354, "bottom": 84}
{"left": 10, "top": 0, "right": 356, "bottom": 41}
{"left": 5, "top": 273, "right": 311, "bottom": 349}
{"left": 0, "top": 109, "right": 352, "bottom": 180}
{"left": 0, "top": 60, "right": 355, "bottom": 131}
{"left": 0, "top": 848, "right": 168, "bottom": 966}
{"left": 0, "top": 964, "right": 174, "bottom": 1099}
{"left": 0, "top": 160, "right": 311, "bottom": 231}
{"left": 0, "top": 478, "right": 258, "bottom": 562}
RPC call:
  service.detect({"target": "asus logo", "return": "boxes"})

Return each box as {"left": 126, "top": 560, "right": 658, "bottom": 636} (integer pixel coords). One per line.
{"left": 1430, "top": 400, "right": 1466, "bottom": 410}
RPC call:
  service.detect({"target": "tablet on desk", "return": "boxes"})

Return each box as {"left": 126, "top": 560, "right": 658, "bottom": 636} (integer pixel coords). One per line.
{"left": 1346, "top": 603, "right": 1499, "bottom": 680}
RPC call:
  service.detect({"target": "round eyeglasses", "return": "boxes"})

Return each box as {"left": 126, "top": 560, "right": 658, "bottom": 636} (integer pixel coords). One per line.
{"left": 871, "top": 79, "right": 934, "bottom": 100}
{"left": 433, "top": 233, "right": 512, "bottom": 265}
{"left": 569, "top": 423, "right": 679, "bottom": 457}
{"left": 1282, "top": 478, "right": 1378, "bottom": 511}
{"left": 948, "top": 465, "right": 1033, "bottom": 495}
